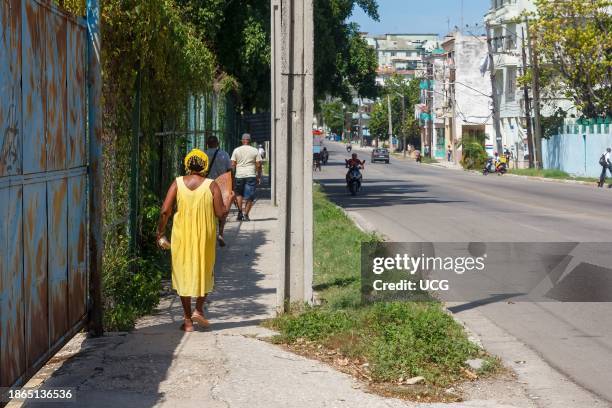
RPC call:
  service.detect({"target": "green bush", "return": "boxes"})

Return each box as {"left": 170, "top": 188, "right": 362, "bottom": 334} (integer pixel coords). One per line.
{"left": 102, "top": 235, "right": 162, "bottom": 331}
{"left": 460, "top": 141, "right": 488, "bottom": 170}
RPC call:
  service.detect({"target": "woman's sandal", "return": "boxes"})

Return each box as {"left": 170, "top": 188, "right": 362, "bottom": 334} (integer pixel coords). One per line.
{"left": 180, "top": 319, "right": 195, "bottom": 332}
{"left": 191, "top": 312, "right": 210, "bottom": 328}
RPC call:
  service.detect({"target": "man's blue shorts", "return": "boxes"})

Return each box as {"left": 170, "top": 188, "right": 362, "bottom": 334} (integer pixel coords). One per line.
{"left": 235, "top": 177, "right": 257, "bottom": 201}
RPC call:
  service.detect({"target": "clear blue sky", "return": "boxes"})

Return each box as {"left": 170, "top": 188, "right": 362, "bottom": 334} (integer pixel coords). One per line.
{"left": 350, "top": 0, "right": 490, "bottom": 37}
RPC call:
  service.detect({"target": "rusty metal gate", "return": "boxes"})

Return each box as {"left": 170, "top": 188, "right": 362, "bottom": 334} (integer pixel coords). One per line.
{"left": 0, "top": 0, "right": 101, "bottom": 390}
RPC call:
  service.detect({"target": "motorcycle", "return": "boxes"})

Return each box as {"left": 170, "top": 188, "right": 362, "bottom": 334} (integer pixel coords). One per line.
{"left": 321, "top": 149, "right": 329, "bottom": 165}
{"left": 346, "top": 165, "right": 362, "bottom": 196}
{"left": 483, "top": 158, "right": 507, "bottom": 175}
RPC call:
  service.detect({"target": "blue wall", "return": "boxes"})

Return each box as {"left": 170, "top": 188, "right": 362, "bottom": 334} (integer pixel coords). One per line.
{"left": 542, "top": 123, "right": 612, "bottom": 177}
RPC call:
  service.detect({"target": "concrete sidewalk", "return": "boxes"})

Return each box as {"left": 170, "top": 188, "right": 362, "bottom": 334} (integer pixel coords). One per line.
{"left": 22, "top": 195, "right": 535, "bottom": 408}
{"left": 20, "top": 198, "right": 406, "bottom": 408}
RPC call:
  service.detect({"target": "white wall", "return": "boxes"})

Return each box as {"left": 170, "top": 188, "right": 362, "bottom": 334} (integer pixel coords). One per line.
{"left": 454, "top": 34, "right": 493, "bottom": 142}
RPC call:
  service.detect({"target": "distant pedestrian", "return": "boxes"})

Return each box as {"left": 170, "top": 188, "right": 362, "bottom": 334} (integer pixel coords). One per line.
{"left": 156, "top": 149, "right": 233, "bottom": 332}
{"left": 447, "top": 145, "right": 452, "bottom": 161}
{"left": 231, "top": 133, "right": 263, "bottom": 221}
{"left": 205, "top": 136, "right": 233, "bottom": 246}
{"left": 424, "top": 144, "right": 430, "bottom": 157}
{"left": 598, "top": 147, "right": 611, "bottom": 188}
{"left": 258, "top": 144, "right": 266, "bottom": 160}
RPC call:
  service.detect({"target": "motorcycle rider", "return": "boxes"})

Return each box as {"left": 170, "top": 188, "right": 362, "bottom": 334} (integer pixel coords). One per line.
{"left": 484, "top": 152, "right": 497, "bottom": 173}
{"left": 321, "top": 147, "right": 329, "bottom": 164}
{"left": 345, "top": 153, "right": 365, "bottom": 183}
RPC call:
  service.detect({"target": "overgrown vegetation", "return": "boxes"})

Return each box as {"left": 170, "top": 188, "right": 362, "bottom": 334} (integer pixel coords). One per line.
{"left": 421, "top": 156, "right": 439, "bottom": 164}
{"left": 267, "top": 187, "right": 498, "bottom": 400}
{"left": 460, "top": 141, "right": 488, "bottom": 170}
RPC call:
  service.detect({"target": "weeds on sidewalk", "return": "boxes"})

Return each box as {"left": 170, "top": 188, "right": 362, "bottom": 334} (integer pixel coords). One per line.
{"left": 421, "top": 156, "right": 439, "bottom": 164}
{"left": 509, "top": 168, "right": 598, "bottom": 183}
{"left": 266, "top": 187, "right": 499, "bottom": 402}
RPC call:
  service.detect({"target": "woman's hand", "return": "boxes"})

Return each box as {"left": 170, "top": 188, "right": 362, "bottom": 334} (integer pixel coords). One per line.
{"left": 157, "top": 180, "right": 178, "bottom": 245}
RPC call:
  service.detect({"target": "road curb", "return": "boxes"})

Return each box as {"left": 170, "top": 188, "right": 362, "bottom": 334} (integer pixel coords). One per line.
{"left": 388, "top": 151, "right": 607, "bottom": 188}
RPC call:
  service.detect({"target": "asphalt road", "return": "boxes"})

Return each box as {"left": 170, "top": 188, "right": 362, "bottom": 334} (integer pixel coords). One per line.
{"left": 315, "top": 141, "right": 612, "bottom": 403}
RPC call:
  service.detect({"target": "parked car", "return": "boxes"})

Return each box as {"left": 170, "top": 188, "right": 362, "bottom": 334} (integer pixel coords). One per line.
{"left": 371, "top": 148, "right": 390, "bottom": 164}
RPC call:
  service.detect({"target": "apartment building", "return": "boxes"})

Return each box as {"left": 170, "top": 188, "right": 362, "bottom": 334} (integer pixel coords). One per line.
{"left": 484, "top": 0, "right": 536, "bottom": 162}
{"left": 363, "top": 33, "right": 440, "bottom": 85}
{"left": 424, "top": 32, "right": 493, "bottom": 161}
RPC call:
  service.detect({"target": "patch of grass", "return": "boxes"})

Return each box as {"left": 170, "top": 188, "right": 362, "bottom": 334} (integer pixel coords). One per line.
{"left": 421, "top": 156, "right": 438, "bottom": 164}
{"left": 509, "top": 168, "right": 598, "bottom": 183}
{"left": 266, "top": 186, "right": 498, "bottom": 396}
{"left": 263, "top": 160, "right": 270, "bottom": 176}
{"left": 312, "top": 186, "right": 378, "bottom": 308}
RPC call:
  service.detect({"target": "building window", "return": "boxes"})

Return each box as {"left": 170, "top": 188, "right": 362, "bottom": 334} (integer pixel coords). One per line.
{"left": 505, "top": 23, "right": 517, "bottom": 50}
{"left": 506, "top": 67, "right": 516, "bottom": 102}
{"left": 493, "top": 27, "right": 503, "bottom": 51}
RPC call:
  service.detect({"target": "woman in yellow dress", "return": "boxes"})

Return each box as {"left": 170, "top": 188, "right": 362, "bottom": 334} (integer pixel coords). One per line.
{"left": 157, "top": 149, "right": 233, "bottom": 332}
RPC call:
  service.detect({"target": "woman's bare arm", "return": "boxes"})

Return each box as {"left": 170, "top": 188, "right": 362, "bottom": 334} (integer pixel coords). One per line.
{"left": 157, "top": 181, "right": 177, "bottom": 242}
{"left": 211, "top": 181, "right": 233, "bottom": 219}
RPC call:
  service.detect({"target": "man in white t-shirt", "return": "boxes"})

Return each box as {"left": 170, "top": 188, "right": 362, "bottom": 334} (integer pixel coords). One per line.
{"left": 231, "top": 133, "right": 262, "bottom": 221}
{"left": 205, "top": 136, "right": 233, "bottom": 246}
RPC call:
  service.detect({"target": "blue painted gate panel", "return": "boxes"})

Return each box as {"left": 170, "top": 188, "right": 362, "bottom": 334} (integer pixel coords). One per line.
{"left": 0, "top": 0, "right": 22, "bottom": 177}
{"left": 21, "top": 0, "right": 46, "bottom": 174}
{"left": 0, "top": 0, "right": 90, "bottom": 389}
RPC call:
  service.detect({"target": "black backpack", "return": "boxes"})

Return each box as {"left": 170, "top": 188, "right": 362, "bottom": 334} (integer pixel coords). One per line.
{"left": 600, "top": 154, "right": 607, "bottom": 166}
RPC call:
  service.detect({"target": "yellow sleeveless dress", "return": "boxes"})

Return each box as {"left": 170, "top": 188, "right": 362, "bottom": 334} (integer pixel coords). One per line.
{"left": 171, "top": 177, "right": 216, "bottom": 297}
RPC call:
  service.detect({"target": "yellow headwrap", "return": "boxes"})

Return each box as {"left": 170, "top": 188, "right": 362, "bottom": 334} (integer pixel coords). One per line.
{"left": 184, "top": 148, "right": 209, "bottom": 175}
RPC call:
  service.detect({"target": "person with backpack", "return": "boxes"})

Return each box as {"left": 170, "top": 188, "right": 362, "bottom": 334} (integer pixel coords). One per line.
{"left": 205, "top": 136, "right": 233, "bottom": 246}
{"left": 598, "top": 147, "right": 611, "bottom": 188}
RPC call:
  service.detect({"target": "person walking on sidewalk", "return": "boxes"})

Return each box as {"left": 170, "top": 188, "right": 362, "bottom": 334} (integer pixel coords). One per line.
{"left": 598, "top": 147, "right": 612, "bottom": 188}
{"left": 156, "top": 149, "right": 233, "bottom": 332}
{"left": 231, "top": 133, "right": 262, "bottom": 222}
{"left": 205, "top": 136, "right": 233, "bottom": 247}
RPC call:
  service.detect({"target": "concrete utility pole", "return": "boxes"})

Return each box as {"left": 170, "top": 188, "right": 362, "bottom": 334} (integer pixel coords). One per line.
{"left": 270, "top": 0, "right": 282, "bottom": 205}
{"left": 401, "top": 95, "right": 407, "bottom": 157}
{"left": 426, "top": 63, "right": 434, "bottom": 158}
{"left": 387, "top": 94, "right": 393, "bottom": 142}
{"left": 486, "top": 22, "right": 504, "bottom": 154}
{"left": 358, "top": 98, "right": 364, "bottom": 147}
{"left": 521, "top": 26, "right": 535, "bottom": 168}
{"left": 526, "top": 19, "right": 543, "bottom": 168}
{"left": 450, "top": 67, "right": 458, "bottom": 164}
{"left": 272, "top": 0, "right": 314, "bottom": 310}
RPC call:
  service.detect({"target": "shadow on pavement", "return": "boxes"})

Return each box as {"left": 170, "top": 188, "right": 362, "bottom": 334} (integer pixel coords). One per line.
{"left": 317, "top": 178, "right": 464, "bottom": 209}
{"left": 28, "top": 219, "right": 274, "bottom": 408}
{"left": 447, "top": 293, "right": 526, "bottom": 314}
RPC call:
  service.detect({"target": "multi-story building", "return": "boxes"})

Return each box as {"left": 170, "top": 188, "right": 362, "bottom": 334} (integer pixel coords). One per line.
{"left": 485, "top": 0, "right": 577, "bottom": 166}
{"left": 422, "top": 32, "right": 494, "bottom": 161}
{"left": 363, "top": 33, "right": 440, "bottom": 85}
{"left": 485, "top": 0, "right": 536, "bottom": 164}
